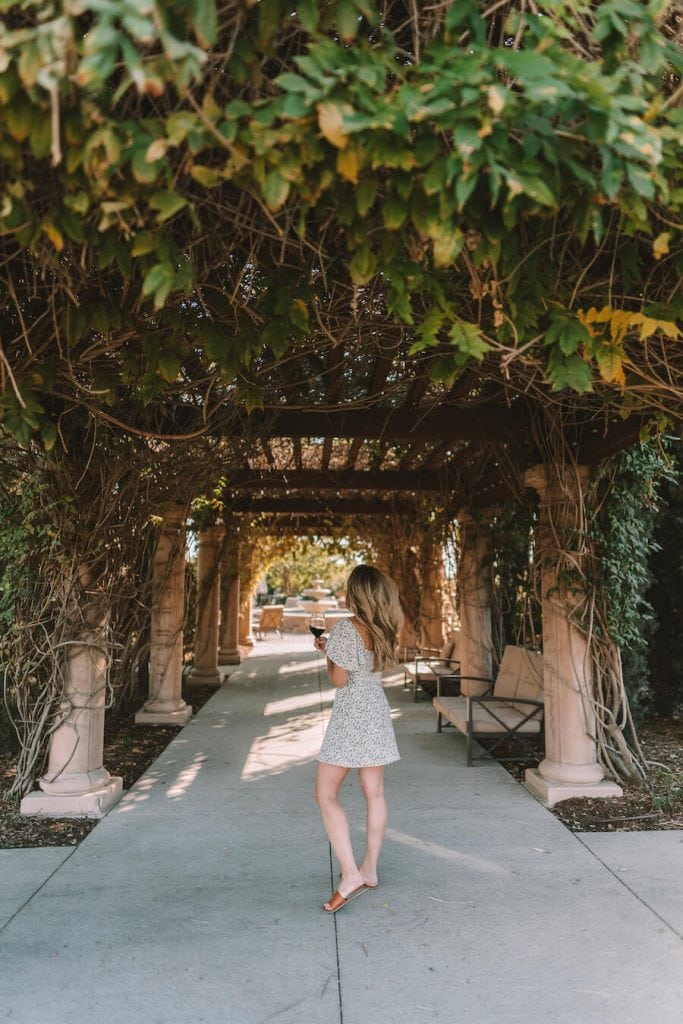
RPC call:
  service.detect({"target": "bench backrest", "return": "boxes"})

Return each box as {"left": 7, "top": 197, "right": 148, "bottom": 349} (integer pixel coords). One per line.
{"left": 493, "top": 645, "right": 544, "bottom": 709}
{"left": 260, "top": 605, "right": 283, "bottom": 628}
{"left": 436, "top": 629, "right": 461, "bottom": 669}
{"left": 446, "top": 629, "right": 461, "bottom": 669}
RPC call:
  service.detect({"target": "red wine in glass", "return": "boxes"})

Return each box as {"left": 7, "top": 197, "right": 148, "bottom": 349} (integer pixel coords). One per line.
{"left": 310, "top": 614, "right": 325, "bottom": 639}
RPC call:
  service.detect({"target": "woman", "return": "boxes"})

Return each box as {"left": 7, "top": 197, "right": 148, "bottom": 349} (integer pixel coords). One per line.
{"left": 313, "top": 564, "right": 403, "bottom": 913}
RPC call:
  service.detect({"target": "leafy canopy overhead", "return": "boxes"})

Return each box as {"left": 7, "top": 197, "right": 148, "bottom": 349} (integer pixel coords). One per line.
{"left": 0, "top": 0, "right": 681, "bottom": 447}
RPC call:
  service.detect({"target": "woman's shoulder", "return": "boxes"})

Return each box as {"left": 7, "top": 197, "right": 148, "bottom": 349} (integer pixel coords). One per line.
{"left": 330, "top": 616, "right": 355, "bottom": 637}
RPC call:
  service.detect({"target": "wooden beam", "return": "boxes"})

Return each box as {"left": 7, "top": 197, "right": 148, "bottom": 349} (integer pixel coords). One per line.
{"left": 575, "top": 416, "right": 645, "bottom": 463}
{"left": 225, "top": 497, "right": 412, "bottom": 515}
{"left": 224, "top": 469, "right": 444, "bottom": 491}
{"left": 221, "top": 405, "right": 524, "bottom": 443}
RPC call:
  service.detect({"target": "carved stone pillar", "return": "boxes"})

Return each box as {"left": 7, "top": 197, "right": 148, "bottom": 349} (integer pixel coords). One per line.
{"left": 219, "top": 537, "right": 241, "bottom": 666}
{"left": 523, "top": 465, "right": 622, "bottom": 805}
{"left": 188, "top": 524, "right": 224, "bottom": 685}
{"left": 21, "top": 571, "right": 123, "bottom": 818}
{"left": 135, "top": 508, "right": 192, "bottom": 726}
{"left": 457, "top": 509, "right": 494, "bottom": 697}
{"left": 238, "top": 587, "right": 255, "bottom": 647}
{"left": 420, "top": 541, "right": 445, "bottom": 650}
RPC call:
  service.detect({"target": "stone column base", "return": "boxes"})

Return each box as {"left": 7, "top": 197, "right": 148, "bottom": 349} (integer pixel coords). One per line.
{"left": 525, "top": 768, "right": 623, "bottom": 807}
{"left": 20, "top": 777, "right": 123, "bottom": 819}
{"left": 186, "top": 667, "right": 222, "bottom": 686}
{"left": 218, "top": 650, "right": 241, "bottom": 665}
{"left": 134, "top": 705, "right": 193, "bottom": 726}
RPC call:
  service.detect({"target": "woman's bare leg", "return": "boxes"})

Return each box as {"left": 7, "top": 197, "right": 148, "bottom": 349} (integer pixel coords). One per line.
{"left": 315, "top": 762, "right": 365, "bottom": 902}
{"left": 358, "top": 765, "right": 387, "bottom": 887}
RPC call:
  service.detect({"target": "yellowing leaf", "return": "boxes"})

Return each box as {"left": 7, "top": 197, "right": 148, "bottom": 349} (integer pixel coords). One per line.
{"left": 487, "top": 85, "right": 506, "bottom": 115}
{"left": 145, "top": 138, "right": 168, "bottom": 163}
{"left": 596, "top": 346, "right": 626, "bottom": 386}
{"left": 317, "top": 102, "right": 349, "bottom": 149}
{"left": 653, "top": 232, "right": 670, "bottom": 260}
{"left": 336, "top": 147, "right": 361, "bottom": 183}
{"left": 43, "top": 220, "right": 64, "bottom": 251}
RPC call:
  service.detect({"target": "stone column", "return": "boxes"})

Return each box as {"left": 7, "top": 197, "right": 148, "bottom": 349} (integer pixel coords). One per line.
{"left": 238, "top": 587, "right": 255, "bottom": 647}
{"left": 457, "top": 509, "right": 494, "bottom": 696}
{"left": 219, "top": 537, "right": 241, "bottom": 666}
{"left": 420, "top": 541, "right": 445, "bottom": 650}
{"left": 135, "top": 508, "right": 192, "bottom": 726}
{"left": 398, "top": 616, "right": 419, "bottom": 661}
{"left": 523, "top": 465, "right": 622, "bottom": 805}
{"left": 21, "top": 573, "right": 123, "bottom": 818}
{"left": 188, "top": 523, "right": 224, "bottom": 685}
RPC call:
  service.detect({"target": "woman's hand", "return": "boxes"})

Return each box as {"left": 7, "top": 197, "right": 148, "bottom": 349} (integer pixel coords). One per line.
{"left": 314, "top": 636, "right": 328, "bottom": 653}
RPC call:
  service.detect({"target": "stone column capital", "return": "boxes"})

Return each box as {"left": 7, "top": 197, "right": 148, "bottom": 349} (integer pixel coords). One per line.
{"left": 198, "top": 523, "right": 225, "bottom": 546}
{"left": 456, "top": 506, "right": 497, "bottom": 529}
{"left": 524, "top": 463, "right": 591, "bottom": 503}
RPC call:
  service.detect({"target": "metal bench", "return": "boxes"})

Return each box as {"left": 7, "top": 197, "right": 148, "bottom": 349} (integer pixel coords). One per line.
{"left": 433, "top": 645, "right": 544, "bottom": 765}
{"left": 403, "top": 631, "right": 461, "bottom": 702}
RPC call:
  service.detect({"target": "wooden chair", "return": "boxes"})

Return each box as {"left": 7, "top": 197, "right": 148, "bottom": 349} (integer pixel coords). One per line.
{"left": 433, "top": 645, "right": 544, "bottom": 765}
{"left": 403, "top": 631, "right": 461, "bottom": 702}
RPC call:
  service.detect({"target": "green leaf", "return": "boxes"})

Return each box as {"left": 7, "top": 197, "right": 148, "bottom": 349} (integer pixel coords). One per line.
{"left": 297, "top": 0, "right": 319, "bottom": 32}
{"left": 41, "top": 420, "right": 57, "bottom": 452}
{"left": 150, "top": 191, "right": 188, "bottom": 222}
{"left": 193, "top": 0, "right": 218, "bottom": 46}
{"left": 382, "top": 196, "right": 407, "bottom": 230}
{"left": 355, "top": 179, "right": 377, "bottom": 216}
{"left": 448, "top": 321, "right": 490, "bottom": 362}
{"left": 157, "top": 352, "right": 182, "bottom": 382}
{"left": 190, "top": 164, "right": 226, "bottom": 188}
{"left": 349, "top": 245, "right": 377, "bottom": 286}
{"left": 142, "top": 262, "right": 176, "bottom": 309}
{"left": 409, "top": 306, "right": 444, "bottom": 354}
{"left": 131, "top": 231, "right": 157, "bottom": 257}
{"left": 626, "top": 163, "right": 655, "bottom": 201}
{"left": 263, "top": 171, "right": 290, "bottom": 211}
{"left": 335, "top": 0, "right": 359, "bottom": 40}
{"left": 455, "top": 173, "right": 477, "bottom": 211}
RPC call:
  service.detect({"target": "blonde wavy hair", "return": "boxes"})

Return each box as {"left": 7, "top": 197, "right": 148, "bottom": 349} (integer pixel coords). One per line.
{"left": 346, "top": 564, "right": 403, "bottom": 672}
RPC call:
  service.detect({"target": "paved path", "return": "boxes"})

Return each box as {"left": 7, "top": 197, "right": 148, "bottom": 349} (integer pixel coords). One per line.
{"left": 1, "top": 636, "right": 682, "bottom": 1024}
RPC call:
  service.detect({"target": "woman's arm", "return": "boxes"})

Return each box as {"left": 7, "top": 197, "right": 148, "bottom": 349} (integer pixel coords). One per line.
{"left": 326, "top": 658, "right": 348, "bottom": 688}
{"left": 314, "top": 635, "right": 349, "bottom": 687}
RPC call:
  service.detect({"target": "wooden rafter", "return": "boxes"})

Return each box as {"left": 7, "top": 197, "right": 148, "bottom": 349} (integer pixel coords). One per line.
{"left": 344, "top": 437, "right": 364, "bottom": 470}
{"left": 321, "top": 436, "right": 333, "bottom": 470}
{"left": 293, "top": 436, "right": 303, "bottom": 471}
{"left": 224, "top": 469, "right": 444, "bottom": 491}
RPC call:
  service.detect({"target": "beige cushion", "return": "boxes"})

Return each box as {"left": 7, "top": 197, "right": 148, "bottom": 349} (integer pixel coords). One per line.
{"left": 433, "top": 695, "right": 542, "bottom": 735}
{"left": 492, "top": 646, "right": 544, "bottom": 711}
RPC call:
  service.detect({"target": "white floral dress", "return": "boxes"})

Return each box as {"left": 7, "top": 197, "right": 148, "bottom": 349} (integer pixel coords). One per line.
{"left": 317, "top": 617, "right": 400, "bottom": 768}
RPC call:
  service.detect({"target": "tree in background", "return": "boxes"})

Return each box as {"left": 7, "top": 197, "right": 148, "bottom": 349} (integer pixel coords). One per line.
{"left": 265, "top": 536, "right": 360, "bottom": 597}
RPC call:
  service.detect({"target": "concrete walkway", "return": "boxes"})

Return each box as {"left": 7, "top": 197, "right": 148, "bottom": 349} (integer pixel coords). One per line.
{"left": 1, "top": 635, "right": 682, "bottom": 1024}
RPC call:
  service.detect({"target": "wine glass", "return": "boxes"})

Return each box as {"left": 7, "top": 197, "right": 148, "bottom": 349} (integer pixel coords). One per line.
{"left": 309, "top": 613, "right": 326, "bottom": 641}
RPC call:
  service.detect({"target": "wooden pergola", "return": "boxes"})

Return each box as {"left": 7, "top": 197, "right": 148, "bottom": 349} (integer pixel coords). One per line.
{"left": 19, "top": 343, "right": 647, "bottom": 820}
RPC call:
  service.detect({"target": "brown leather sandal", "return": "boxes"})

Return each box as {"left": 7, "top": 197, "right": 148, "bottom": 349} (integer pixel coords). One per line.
{"left": 323, "top": 884, "right": 369, "bottom": 913}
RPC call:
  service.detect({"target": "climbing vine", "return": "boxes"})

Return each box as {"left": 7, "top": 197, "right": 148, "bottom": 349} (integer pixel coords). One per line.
{"left": 0, "top": 1, "right": 681, "bottom": 446}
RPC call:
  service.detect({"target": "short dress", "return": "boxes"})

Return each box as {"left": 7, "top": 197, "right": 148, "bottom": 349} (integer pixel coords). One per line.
{"left": 317, "top": 617, "right": 400, "bottom": 768}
